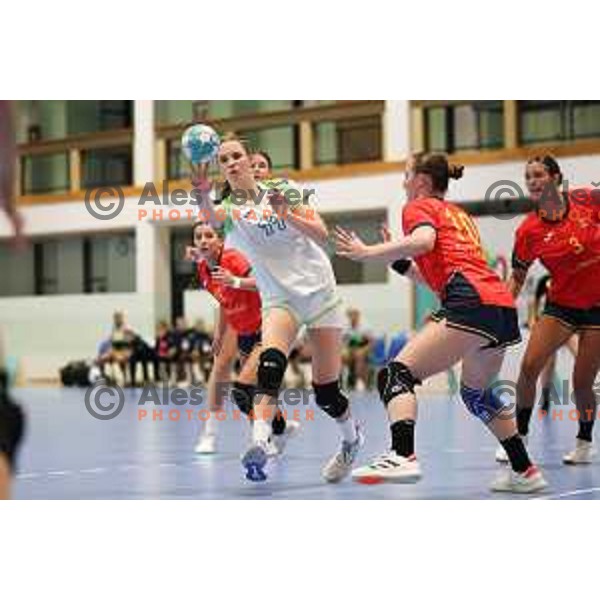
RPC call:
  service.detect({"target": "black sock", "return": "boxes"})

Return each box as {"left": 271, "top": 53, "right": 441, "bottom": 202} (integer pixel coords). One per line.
{"left": 516, "top": 407, "right": 533, "bottom": 436}
{"left": 540, "top": 388, "right": 551, "bottom": 411}
{"left": 0, "top": 368, "right": 8, "bottom": 404}
{"left": 577, "top": 420, "right": 594, "bottom": 442}
{"left": 501, "top": 434, "right": 532, "bottom": 473}
{"left": 390, "top": 420, "right": 415, "bottom": 458}
{"left": 271, "top": 410, "right": 287, "bottom": 436}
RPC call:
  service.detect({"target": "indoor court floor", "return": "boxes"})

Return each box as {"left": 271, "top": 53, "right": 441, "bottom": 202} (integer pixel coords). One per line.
{"left": 12, "top": 384, "right": 600, "bottom": 500}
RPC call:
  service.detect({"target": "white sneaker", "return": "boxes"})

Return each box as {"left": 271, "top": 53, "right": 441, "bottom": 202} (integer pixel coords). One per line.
{"left": 194, "top": 435, "right": 217, "bottom": 454}
{"left": 495, "top": 435, "right": 528, "bottom": 463}
{"left": 241, "top": 441, "right": 269, "bottom": 482}
{"left": 352, "top": 451, "right": 422, "bottom": 484}
{"left": 322, "top": 422, "right": 364, "bottom": 483}
{"left": 563, "top": 439, "right": 597, "bottom": 465}
{"left": 269, "top": 420, "right": 301, "bottom": 456}
{"left": 490, "top": 465, "right": 547, "bottom": 494}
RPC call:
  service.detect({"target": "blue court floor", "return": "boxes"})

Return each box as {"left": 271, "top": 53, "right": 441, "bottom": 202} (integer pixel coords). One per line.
{"left": 12, "top": 386, "right": 600, "bottom": 500}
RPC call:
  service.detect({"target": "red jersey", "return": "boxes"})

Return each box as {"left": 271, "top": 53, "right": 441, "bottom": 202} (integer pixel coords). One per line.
{"left": 402, "top": 196, "right": 514, "bottom": 308}
{"left": 197, "top": 248, "right": 262, "bottom": 335}
{"left": 513, "top": 187, "right": 600, "bottom": 309}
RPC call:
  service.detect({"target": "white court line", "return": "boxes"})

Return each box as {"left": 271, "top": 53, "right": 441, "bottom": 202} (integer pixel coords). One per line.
{"left": 534, "top": 487, "right": 600, "bottom": 500}
{"left": 47, "top": 470, "right": 70, "bottom": 476}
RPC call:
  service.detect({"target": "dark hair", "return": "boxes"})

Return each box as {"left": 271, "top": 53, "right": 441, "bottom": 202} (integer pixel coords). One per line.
{"left": 251, "top": 149, "right": 273, "bottom": 170}
{"left": 412, "top": 153, "right": 464, "bottom": 193}
{"left": 191, "top": 218, "right": 224, "bottom": 242}
{"left": 527, "top": 154, "right": 563, "bottom": 185}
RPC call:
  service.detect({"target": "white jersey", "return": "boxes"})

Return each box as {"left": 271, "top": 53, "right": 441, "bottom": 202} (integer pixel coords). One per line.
{"left": 221, "top": 179, "right": 337, "bottom": 306}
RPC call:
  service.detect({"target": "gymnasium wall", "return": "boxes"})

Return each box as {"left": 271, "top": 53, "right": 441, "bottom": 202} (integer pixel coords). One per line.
{"left": 2, "top": 152, "right": 599, "bottom": 381}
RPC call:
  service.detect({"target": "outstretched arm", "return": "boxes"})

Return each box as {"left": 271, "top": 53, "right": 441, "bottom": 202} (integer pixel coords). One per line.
{"left": 335, "top": 224, "right": 436, "bottom": 263}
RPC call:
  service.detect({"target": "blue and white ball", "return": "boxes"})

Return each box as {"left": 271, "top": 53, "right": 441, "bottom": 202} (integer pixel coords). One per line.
{"left": 181, "top": 124, "right": 221, "bottom": 165}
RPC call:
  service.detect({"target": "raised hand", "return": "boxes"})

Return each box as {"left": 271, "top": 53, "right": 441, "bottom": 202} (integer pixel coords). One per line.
{"left": 334, "top": 226, "right": 373, "bottom": 261}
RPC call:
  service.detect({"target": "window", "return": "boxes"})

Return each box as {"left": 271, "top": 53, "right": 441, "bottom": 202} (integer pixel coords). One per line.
{"left": 155, "top": 101, "right": 295, "bottom": 126}
{"left": 166, "top": 125, "right": 297, "bottom": 180}
{"left": 322, "top": 211, "right": 388, "bottom": 284}
{"left": 0, "top": 233, "right": 135, "bottom": 297}
{"left": 424, "top": 101, "right": 504, "bottom": 153}
{"left": 21, "top": 152, "right": 70, "bottom": 195}
{"left": 85, "top": 233, "right": 136, "bottom": 293}
{"left": 82, "top": 146, "right": 133, "bottom": 189}
{"left": 0, "top": 244, "right": 35, "bottom": 297}
{"left": 314, "top": 117, "right": 382, "bottom": 166}
{"left": 519, "top": 101, "right": 600, "bottom": 144}
{"left": 17, "top": 101, "right": 132, "bottom": 143}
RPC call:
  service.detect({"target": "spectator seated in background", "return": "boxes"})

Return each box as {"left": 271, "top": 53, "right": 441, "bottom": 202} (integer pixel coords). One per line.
{"left": 342, "top": 308, "right": 374, "bottom": 391}
{"left": 125, "top": 329, "right": 155, "bottom": 387}
{"left": 154, "top": 320, "right": 174, "bottom": 383}
{"left": 189, "top": 319, "right": 213, "bottom": 385}
{"left": 97, "top": 310, "right": 132, "bottom": 384}
{"left": 171, "top": 316, "right": 195, "bottom": 386}
{"left": 95, "top": 337, "right": 112, "bottom": 380}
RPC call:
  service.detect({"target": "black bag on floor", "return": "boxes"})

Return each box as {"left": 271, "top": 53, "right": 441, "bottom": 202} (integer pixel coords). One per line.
{"left": 60, "top": 361, "right": 90, "bottom": 387}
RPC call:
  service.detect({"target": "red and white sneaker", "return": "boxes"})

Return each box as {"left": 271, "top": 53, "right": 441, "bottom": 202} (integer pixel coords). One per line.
{"left": 490, "top": 465, "right": 547, "bottom": 494}
{"left": 352, "top": 451, "right": 421, "bottom": 484}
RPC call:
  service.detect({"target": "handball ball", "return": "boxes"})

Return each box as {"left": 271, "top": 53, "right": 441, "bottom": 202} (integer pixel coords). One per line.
{"left": 181, "top": 124, "right": 221, "bottom": 165}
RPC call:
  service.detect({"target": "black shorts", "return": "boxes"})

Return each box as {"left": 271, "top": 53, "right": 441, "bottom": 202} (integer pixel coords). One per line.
{"left": 238, "top": 331, "right": 262, "bottom": 357}
{"left": 543, "top": 302, "right": 600, "bottom": 330}
{"left": 432, "top": 273, "right": 521, "bottom": 349}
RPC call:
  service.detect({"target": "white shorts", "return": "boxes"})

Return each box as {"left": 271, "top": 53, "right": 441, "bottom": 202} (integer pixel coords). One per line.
{"left": 263, "top": 291, "right": 345, "bottom": 330}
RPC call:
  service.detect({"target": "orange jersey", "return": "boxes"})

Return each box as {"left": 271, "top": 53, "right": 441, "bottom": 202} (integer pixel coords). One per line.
{"left": 513, "top": 187, "right": 600, "bottom": 309}
{"left": 197, "top": 248, "right": 262, "bottom": 335}
{"left": 402, "top": 196, "right": 514, "bottom": 308}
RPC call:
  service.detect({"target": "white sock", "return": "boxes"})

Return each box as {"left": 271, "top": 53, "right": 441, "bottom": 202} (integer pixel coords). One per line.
{"left": 205, "top": 412, "right": 220, "bottom": 437}
{"left": 338, "top": 416, "right": 357, "bottom": 443}
{"left": 253, "top": 419, "right": 272, "bottom": 445}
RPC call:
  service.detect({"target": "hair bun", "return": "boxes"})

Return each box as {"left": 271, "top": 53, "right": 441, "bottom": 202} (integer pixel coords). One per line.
{"left": 448, "top": 164, "right": 464, "bottom": 180}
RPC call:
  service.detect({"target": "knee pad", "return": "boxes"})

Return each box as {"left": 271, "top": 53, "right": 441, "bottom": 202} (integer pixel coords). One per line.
{"left": 313, "top": 380, "right": 349, "bottom": 419}
{"left": 460, "top": 385, "right": 504, "bottom": 424}
{"left": 377, "top": 362, "right": 421, "bottom": 407}
{"left": 230, "top": 382, "right": 256, "bottom": 416}
{"left": 257, "top": 348, "right": 287, "bottom": 397}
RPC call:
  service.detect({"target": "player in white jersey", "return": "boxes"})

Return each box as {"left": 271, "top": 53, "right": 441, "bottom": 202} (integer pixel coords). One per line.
{"left": 191, "top": 133, "right": 363, "bottom": 482}
{"left": 0, "top": 100, "right": 26, "bottom": 499}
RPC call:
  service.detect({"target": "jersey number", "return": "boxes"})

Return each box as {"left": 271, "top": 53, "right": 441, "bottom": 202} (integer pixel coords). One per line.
{"left": 258, "top": 215, "right": 287, "bottom": 237}
{"left": 445, "top": 208, "right": 484, "bottom": 256}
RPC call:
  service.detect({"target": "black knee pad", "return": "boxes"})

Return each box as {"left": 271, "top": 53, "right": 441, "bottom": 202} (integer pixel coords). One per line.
{"left": 230, "top": 382, "right": 256, "bottom": 416}
{"left": 377, "top": 361, "right": 421, "bottom": 407}
{"left": 257, "top": 348, "right": 288, "bottom": 397}
{"left": 0, "top": 395, "right": 25, "bottom": 472}
{"left": 313, "top": 380, "right": 349, "bottom": 420}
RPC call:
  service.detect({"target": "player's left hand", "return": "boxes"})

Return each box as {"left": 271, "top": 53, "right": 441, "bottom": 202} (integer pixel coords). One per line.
{"left": 211, "top": 267, "right": 235, "bottom": 286}
{"left": 334, "top": 226, "right": 373, "bottom": 261}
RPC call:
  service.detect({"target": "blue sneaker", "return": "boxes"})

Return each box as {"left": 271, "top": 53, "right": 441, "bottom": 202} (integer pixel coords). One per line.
{"left": 242, "top": 442, "right": 269, "bottom": 482}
